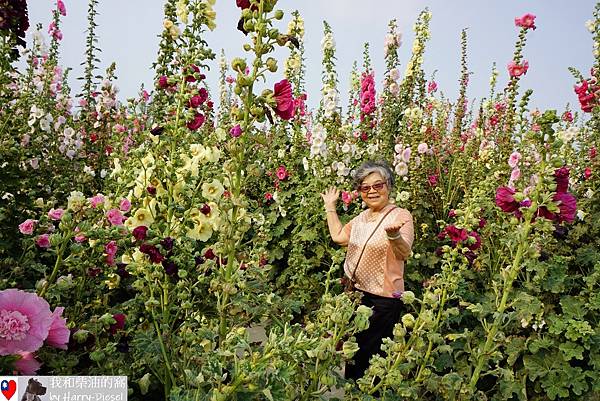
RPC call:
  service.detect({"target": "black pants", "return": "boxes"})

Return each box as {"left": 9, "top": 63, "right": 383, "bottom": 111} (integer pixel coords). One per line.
{"left": 345, "top": 291, "right": 403, "bottom": 381}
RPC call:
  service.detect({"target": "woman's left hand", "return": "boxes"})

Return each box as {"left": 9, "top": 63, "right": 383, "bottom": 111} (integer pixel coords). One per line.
{"left": 385, "top": 224, "right": 403, "bottom": 237}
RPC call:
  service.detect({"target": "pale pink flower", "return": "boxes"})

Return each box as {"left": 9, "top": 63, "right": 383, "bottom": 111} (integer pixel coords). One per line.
{"left": 106, "top": 209, "right": 125, "bottom": 226}
{"left": 0, "top": 289, "right": 55, "bottom": 355}
{"left": 14, "top": 351, "right": 42, "bottom": 374}
{"left": 36, "top": 234, "right": 51, "bottom": 248}
{"left": 88, "top": 194, "right": 105, "bottom": 208}
{"left": 508, "top": 151, "right": 521, "bottom": 168}
{"left": 45, "top": 307, "right": 69, "bottom": 350}
{"left": 510, "top": 168, "right": 521, "bottom": 182}
{"left": 18, "top": 219, "right": 37, "bottom": 235}
{"left": 119, "top": 198, "right": 131, "bottom": 212}
{"left": 417, "top": 143, "right": 429, "bottom": 154}
{"left": 47, "top": 208, "right": 65, "bottom": 221}
{"left": 401, "top": 147, "right": 412, "bottom": 163}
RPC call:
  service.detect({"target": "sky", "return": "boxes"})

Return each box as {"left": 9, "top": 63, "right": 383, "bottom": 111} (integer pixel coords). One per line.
{"left": 25, "top": 0, "right": 597, "bottom": 114}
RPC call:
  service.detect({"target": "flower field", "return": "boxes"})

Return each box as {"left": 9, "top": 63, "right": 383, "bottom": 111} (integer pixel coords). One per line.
{"left": 1, "top": 0, "right": 600, "bottom": 400}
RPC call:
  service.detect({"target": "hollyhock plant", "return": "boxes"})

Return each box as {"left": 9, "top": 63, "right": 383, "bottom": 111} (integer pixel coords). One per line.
{"left": 119, "top": 198, "right": 131, "bottom": 212}
{"left": 0, "top": 289, "right": 56, "bottom": 355}
{"left": 106, "top": 209, "right": 125, "bottom": 226}
{"left": 187, "top": 113, "right": 205, "bottom": 130}
{"left": 18, "top": 219, "right": 36, "bottom": 235}
{"left": 514, "top": 13, "right": 536, "bottom": 30}
{"left": 273, "top": 79, "right": 295, "bottom": 120}
{"left": 89, "top": 194, "right": 105, "bottom": 208}
{"left": 507, "top": 60, "right": 529, "bottom": 77}
{"left": 554, "top": 166, "right": 570, "bottom": 193}
{"left": 57, "top": 0, "right": 66, "bottom": 16}
{"left": 360, "top": 72, "right": 376, "bottom": 116}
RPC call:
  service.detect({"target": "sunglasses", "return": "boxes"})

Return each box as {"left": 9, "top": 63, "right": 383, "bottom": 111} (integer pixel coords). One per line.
{"left": 358, "top": 182, "right": 386, "bottom": 193}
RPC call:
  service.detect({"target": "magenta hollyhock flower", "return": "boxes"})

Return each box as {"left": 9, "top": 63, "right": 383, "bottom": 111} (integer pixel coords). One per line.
{"left": 273, "top": 79, "right": 295, "bottom": 120}
{"left": 445, "top": 225, "right": 468, "bottom": 244}
{"left": 515, "top": 13, "right": 536, "bottom": 30}
{"left": 18, "top": 219, "right": 37, "bottom": 235}
{"left": 57, "top": 0, "right": 67, "bottom": 16}
{"left": 200, "top": 204, "right": 211, "bottom": 215}
{"left": 341, "top": 191, "right": 354, "bottom": 206}
{"left": 158, "top": 75, "right": 169, "bottom": 89}
{"left": 188, "top": 93, "right": 206, "bottom": 108}
{"left": 562, "top": 111, "right": 573, "bottom": 122}
{"left": 47, "top": 208, "right": 65, "bottom": 221}
{"left": 495, "top": 186, "right": 520, "bottom": 213}
{"left": 45, "top": 307, "right": 69, "bottom": 350}
{"left": 36, "top": 234, "right": 51, "bottom": 249}
{"left": 140, "top": 244, "right": 164, "bottom": 264}
{"left": 132, "top": 226, "right": 148, "bottom": 241}
{"left": 230, "top": 124, "right": 242, "bottom": 138}
{"left": 276, "top": 165, "right": 289, "bottom": 180}
{"left": 467, "top": 231, "right": 482, "bottom": 251}
{"left": 109, "top": 313, "right": 126, "bottom": 335}
{"left": 106, "top": 209, "right": 125, "bottom": 226}
{"left": 590, "top": 147, "right": 597, "bottom": 159}
{"left": 14, "top": 351, "right": 42, "bottom": 375}
{"left": 88, "top": 194, "right": 105, "bottom": 208}
{"left": 535, "top": 206, "right": 555, "bottom": 221}
{"left": 119, "top": 198, "right": 131, "bottom": 212}
{"left": 553, "top": 192, "right": 577, "bottom": 223}
{"left": 584, "top": 167, "right": 592, "bottom": 179}
{"left": 187, "top": 113, "right": 205, "bottom": 130}
{"left": 427, "top": 81, "right": 438, "bottom": 93}
{"left": 0, "top": 289, "right": 55, "bottom": 355}
{"left": 428, "top": 174, "right": 438, "bottom": 187}
{"left": 507, "top": 61, "right": 529, "bottom": 78}
{"left": 554, "top": 167, "right": 570, "bottom": 194}
{"left": 105, "top": 241, "right": 118, "bottom": 257}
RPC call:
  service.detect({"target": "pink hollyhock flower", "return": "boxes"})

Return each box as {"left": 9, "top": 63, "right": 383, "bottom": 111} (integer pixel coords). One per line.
{"left": 554, "top": 167, "right": 570, "bottom": 194}
{"left": 554, "top": 192, "right": 577, "bottom": 223}
{"left": 495, "top": 186, "right": 520, "bottom": 214}
{"left": 18, "top": 219, "right": 37, "bottom": 235}
{"left": 105, "top": 241, "right": 118, "bottom": 266}
{"left": 360, "top": 72, "right": 376, "bottom": 116}
{"left": 514, "top": 13, "right": 536, "bottom": 30}
{"left": 428, "top": 175, "right": 438, "bottom": 187}
{"left": 109, "top": 313, "right": 126, "bottom": 335}
{"left": 273, "top": 79, "right": 295, "bottom": 120}
{"left": 48, "top": 208, "right": 65, "bottom": 221}
{"left": 57, "top": 0, "right": 67, "bottom": 16}
{"left": 45, "top": 307, "right": 69, "bottom": 350}
{"left": 230, "top": 124, "right": 242, "bottom": 138}
{"left": 341, "top": 191, "right": 354, "bottom": 206}
{"left": 427, "top": 81, "right": 438, "bottom": 93}
{"left": 276, "top": 165, "right": 289, "bottom": 181}
{"left": 89, "top": 194, "right": 105, "bottom": 208}
{"left": 510, "top": 168, "right": 521, "bottom": 182}
{"left": 106, "top": 209, "right": 125, "bottom": 226}
{"left": 584, "top": 167, "right": 592, "bottom": 179}
{"left": 562, "top": 111, "right": 573, "bottom": 122}
{"left": 0, "top": 289, "right": 55, "bottom": 355}
{"left": 187, "top": 113, "right": 205, "bottom": 130}
{"left": 507, "top": 60, "right": 529, "bottom": 78}
{"left": 508, "top": 151, "right": 521, "bottom": 168}
{"left": 36, "top": 234, "right": 51, "bottom": 249}
{"left": 119, "top": 198, "right": 131, "bottom": 212}
{"left": 417, "top": 143, "right": 428, "bottom": 154}
{"left": 401, "top": 147, "right": 412, "bottom": 163}
{"left": 14, "top": 351, "right": 42, "bottom": 375}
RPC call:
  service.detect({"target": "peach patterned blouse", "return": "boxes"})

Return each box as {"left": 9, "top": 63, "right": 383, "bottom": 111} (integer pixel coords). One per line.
{"left": 342, "top": 204, "right": 414, "bottom": 298}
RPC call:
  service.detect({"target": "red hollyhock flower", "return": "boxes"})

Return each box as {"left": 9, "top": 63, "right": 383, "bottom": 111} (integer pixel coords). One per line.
{"left": 236, "top": 0, "right": 250, "bottom": 9}
{"left": 140, "top": 244, "right": 164, "bottom": 264}
{"left": 554, "top": 167, "right": 570, "bottom": 194}
{"left": 158, "top": 75, "right": 169, "bottom": 89}
{"left": 132, "top": 226, "right": 148, "bottom": 241}
{"left": 495, "top": 186, "right": 520, "bottom": 213}
{"left": 584, "top": 167, "right": 592, "bottom": 179}
{"left": 445, "top": 225, "right": 468, "bottom": 244}
{"left": 109, "top": 314, "right": 126, "bottom": 335}
{"left": 467, "top": 231, "right": 482, "bottom": 251}
{"left": 276, "top": 165, "right": 289, "bottom": 180}
{"left": 273, "top": 79, "right": 295, "bottom": 120}
{"left": 187, "top": 113, "right": 205, "bottom": 130}
{"left": 553, "top": 192, "right": 577, "bottom": 223}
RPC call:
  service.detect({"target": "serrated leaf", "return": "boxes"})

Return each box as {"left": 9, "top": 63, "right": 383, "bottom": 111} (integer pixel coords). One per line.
{"left": 559, "top": 342, "right": 584, "bottom": 361}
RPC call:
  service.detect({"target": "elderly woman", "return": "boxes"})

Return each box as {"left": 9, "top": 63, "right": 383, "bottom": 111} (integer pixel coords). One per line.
{"left": 321, "top": 160, "right": 414, "bottom": 380}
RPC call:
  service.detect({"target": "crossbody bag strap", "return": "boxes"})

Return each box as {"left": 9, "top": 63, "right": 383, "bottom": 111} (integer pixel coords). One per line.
{"left": 348, "top": 205, "right": 397, "bottom": 284}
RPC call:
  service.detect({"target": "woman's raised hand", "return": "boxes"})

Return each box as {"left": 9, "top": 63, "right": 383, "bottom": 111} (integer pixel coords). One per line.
{"left": 320, "top": 187, "right": 340, "bottom": 209}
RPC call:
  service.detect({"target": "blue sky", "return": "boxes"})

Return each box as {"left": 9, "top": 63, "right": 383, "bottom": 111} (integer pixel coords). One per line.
{"left": 26, "top": 1, "right": 596, "bottom": 113}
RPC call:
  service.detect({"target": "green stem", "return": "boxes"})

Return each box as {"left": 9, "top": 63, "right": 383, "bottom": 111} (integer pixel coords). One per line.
{"left": 415, "top": 287, "right": 447, "bottom": 382}
{"left": 38, "top": 236, "right": 71, "bottom": 298}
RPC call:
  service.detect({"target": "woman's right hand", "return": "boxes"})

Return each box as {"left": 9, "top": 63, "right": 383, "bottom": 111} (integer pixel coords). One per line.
{"left": 320, "top": 187, "right": 340, "bottom": 209}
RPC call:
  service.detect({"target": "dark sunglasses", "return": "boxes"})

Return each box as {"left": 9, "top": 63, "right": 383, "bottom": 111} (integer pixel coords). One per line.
{"left": 358, "top": 182, "right": 386, "bottom": 193}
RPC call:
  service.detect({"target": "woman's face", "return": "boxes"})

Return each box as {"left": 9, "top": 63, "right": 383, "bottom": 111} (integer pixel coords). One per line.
{"left": 359, "top": 172, "right": 390, "bottom": 211}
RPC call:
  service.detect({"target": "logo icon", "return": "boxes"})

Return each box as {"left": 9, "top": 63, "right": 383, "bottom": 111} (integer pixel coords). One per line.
{"left": 1, "top": 379, "right": 17, "bottom": 401}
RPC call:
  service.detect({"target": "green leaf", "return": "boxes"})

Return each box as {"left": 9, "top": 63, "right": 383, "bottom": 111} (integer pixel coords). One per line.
{"left": 559, "top": 342, "right": 584, "bottom": 361}
{"left": 542, "top": 372, "right": 570, "bottom": 400}
{"left": 560, "top": 296, "right": 585, "bottom": 320}
{"left": 505, "top": 336, "right": 526, "bottom": 365}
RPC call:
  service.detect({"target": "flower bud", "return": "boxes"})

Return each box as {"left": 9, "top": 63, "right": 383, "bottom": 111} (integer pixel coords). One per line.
{"left": 243, "top": 43, "right": 251, "bottom": 51}
{"left": 266, "top": 57, "right": 277, "bottom": 72}
{"left": 231, "top": 57, "right": 247, "bottom": 72}
{"left": 274, "top": 10, "right": 284, "bottom": 20}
